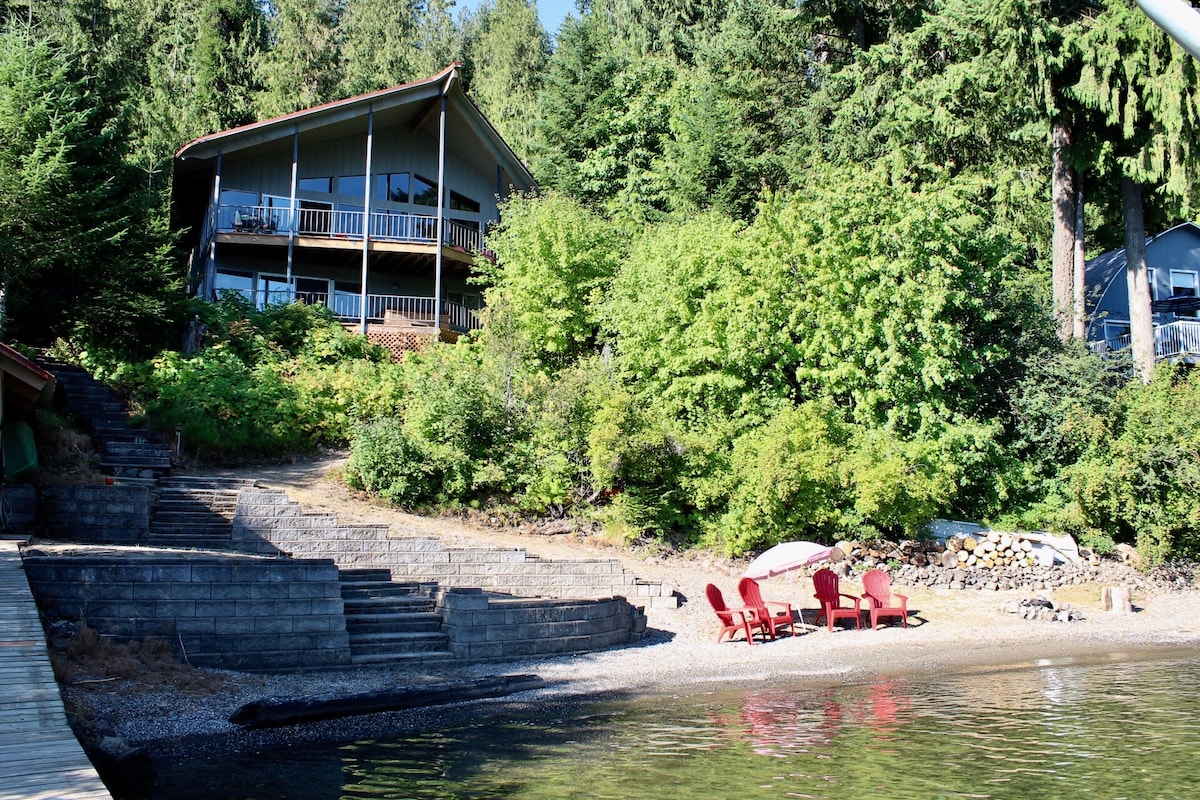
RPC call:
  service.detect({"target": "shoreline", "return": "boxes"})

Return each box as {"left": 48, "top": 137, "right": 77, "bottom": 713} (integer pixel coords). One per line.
{"left": 68, "top": 582, "right": 1200, "bottom": 757}
{"left": 58, "top": 459, "right": 1200, "bottom": 757}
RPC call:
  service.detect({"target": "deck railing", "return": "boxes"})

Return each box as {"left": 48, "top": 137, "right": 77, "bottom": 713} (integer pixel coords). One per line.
{"left": 1092, "top": 319, "right": 1200, "bottom": 361}
{"left": 223, "top": 288, "right": 482, "bottom": 332}
{"left": 217, "top": 204, "right": 483, "bottom": 252}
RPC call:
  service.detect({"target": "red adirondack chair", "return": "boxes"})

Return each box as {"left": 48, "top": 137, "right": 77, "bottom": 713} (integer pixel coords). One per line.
{"left": 737, "top": 577, "right": 796, "bottom": 639}
{"left": 706, "top": 583, "right": 768, "bottom": 645}
{"left": 861, "top": 569, "right": 909, "bottom": 630}
{"left": 812, "top": 568, "right": 862, "bottom": 632}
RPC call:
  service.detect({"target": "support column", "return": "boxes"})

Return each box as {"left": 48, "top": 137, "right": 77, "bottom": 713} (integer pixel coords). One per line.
{"left": 360, "top": 106, "right": 374, "bottom": 334}
{"left": 207, "top": 148, "right": 222, "bottom": 301}
{"left": 287, "top": 126, "right": 298, "bottom": 289}
{"left": 435, "top": 92, "right": 447, "bottom": 334}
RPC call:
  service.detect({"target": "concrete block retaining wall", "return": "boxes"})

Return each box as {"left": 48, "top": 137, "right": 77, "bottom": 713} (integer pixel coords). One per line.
{"left": 436, "top": 588, "right": 648, "bottom": 661}
{"left": 0, "top": 484, "right": 38, "bottom": 537}
{"left": 39, "top": 484, "right": 150, "bottom": 543}
{"left": 234, "top": 489, "right": 679, "bottom": 608}
{"left": 22, "top": 549, "right": 351, "bottom": 671}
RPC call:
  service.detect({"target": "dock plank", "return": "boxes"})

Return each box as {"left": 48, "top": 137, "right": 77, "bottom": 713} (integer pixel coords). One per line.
{"left": 0, "top": 540, "right": 111, "bottom": 800}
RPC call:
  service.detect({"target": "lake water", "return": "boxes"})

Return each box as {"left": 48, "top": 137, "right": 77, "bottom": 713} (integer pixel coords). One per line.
{"left": 146, "top": 650, "right": 1200, "bottom": 799}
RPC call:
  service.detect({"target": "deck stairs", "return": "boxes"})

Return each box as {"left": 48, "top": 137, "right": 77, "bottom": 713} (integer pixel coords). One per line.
{"left": 337, "top": 568, "right": 455, "bottom": 665}
{"left": 37, "top": 357, "right": 173, "bottom": 479}
{"left": 147, "top": 476, "right": 257, "bottom": 549}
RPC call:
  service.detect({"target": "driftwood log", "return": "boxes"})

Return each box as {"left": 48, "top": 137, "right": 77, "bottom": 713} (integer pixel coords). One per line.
{"left": 229, "top": 674, "right": 547, "bottom": 729}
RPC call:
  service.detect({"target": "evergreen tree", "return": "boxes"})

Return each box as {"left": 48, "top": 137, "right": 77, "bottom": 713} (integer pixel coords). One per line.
{"left": 461, "top": 0, "right": 549, "bottom": 160}
{"left": 339, "top": 0, "right": 421, "bottom": 94}
{"left": 411, "top": 0, "right": 465, "bottom": 79}
{"left": 0, "top": 22, "right": 181, "bottom": 355}
{"left": 257, "top": 0, "right": 342, "bottom": 116}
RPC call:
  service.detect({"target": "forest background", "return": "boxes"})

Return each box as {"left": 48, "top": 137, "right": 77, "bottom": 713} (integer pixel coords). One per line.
{"left": 2, "top": 0, "right": 1200, "bottom": 564}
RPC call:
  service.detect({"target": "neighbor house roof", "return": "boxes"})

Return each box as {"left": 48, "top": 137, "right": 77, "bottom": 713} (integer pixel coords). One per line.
{"left": 1084, "top": 220, "right": 1200, "bottom": 315}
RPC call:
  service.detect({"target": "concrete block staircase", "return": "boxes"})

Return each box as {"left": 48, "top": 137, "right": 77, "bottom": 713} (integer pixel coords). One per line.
{"left": 37, "top": 357, "right": 173, "bottom": 480}
{"left": 338, "top": 568, "right": 454, "bottom": 665}
{"left": 231, "top": 488, "right": 678, "bottom": 608}
{"left": 147, "top": 476, "right": 258, "bottom": 549}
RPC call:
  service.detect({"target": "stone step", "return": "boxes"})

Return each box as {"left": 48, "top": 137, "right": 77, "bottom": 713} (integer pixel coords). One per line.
{"left": 153, "top": 509, "right": 236, "bottom": 523}
{"left": 99, "top": 456, "right": 173, "bottom": 469}
{"left": 347, "top": 631, "right": 451, "bottom": 656}
{"left": 345, "top": 612, "right": 444, "bottom": 633}
{"left": 340, "top": 594, "right": 435, "bottom": 613}
{"left": 349, "top": 651, "right": 456, "bottom": 666}
{"left": 144, "top": 535, "right": 233, "bottom": 550}
{"left": 149, "top": 524, "right": 234, "bottom": 538}
{"left": 338, "top": 568, "right": 393, "bottom": 582}
{"left": 340, "top": 581, "right": 429, "bottom": 598}
{"left": 161, "top": 476, "right": 258, "bottom": 489}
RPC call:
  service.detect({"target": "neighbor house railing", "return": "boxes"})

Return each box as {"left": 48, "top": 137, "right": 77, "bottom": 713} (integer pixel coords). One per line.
{"left": 1092, "top": 319, "right": 1200, "bottom": 361}
{"left": 221, "top": 288, "right": 482, "bottom": 332}
{"left": 216, "top": 204, "right": 484, "bottom": 253}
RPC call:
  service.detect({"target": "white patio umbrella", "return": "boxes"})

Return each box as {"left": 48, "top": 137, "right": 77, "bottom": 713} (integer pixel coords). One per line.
{"left": 743, "top": 540, "right": 834, "bottom": 580}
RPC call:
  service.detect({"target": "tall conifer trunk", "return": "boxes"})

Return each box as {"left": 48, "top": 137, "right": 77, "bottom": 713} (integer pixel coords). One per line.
{"left": 1122, "top": 176, "right": 1156, "bottom": 383}
{"left": 1073, "top": 173, "right": 1086, "bottom": 340}
{"left": 1051, "top": 123, "right": 1077, "bottom": 342}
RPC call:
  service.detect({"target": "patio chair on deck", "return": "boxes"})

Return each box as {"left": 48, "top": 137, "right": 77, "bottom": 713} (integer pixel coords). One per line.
{"left": 861, "top": 569, "right": 909, "bottom": 630}
{"left": 812, "top": 568, "right": 861, "bottom": 632}
{"left": 706, "top": 583, "right": 768, "bottom": 645}
{"left": 737, "top": 577, "right": 796, "bottom": 639}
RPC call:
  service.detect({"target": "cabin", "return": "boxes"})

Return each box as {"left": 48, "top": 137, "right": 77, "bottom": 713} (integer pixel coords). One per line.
{"left": 1086, "top": 221, "right": 1200, "bottom": 364}
{"left": 172, "top": 64, "right": 535, "bottom": 352}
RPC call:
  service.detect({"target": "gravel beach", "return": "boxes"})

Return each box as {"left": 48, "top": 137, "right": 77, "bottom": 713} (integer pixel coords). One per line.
{"left": 59, "top": 457, "right": 1200, "bottom": 753}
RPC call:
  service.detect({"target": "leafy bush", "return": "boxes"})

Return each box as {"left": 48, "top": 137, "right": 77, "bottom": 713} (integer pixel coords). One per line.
{"left": 1067, "top": 367, "right": 1200, "bottom": 564}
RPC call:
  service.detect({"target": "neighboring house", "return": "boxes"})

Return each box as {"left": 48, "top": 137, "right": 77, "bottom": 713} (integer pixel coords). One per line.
{"left": 0, "top": 342, "right": 55, "bottom": 479}
{"left": 1086, "top": 221, "right": 1200, "bottom": 364}
{"left": 172, "top": 63, "right": 535, "bottom": 349}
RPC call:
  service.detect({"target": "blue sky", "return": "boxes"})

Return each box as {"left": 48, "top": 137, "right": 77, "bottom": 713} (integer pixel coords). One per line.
{"left": 459, "top": 0, "right": 577, "bottom": 38}
{"left": 533, "top": 0, "right": 576, "bottom": 35}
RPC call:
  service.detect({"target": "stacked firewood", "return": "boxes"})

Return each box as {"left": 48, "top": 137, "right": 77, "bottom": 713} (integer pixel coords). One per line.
{"left": 942, "top": 531, "right": 1037, "bottom": 570}
{"left": 836, "top": 531, "right": 1038, "bottom": 571}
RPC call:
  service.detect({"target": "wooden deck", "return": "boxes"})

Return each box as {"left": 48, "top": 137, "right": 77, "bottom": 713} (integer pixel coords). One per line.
{"left": 0, "top": 540, "right": 111, "bottom": 800}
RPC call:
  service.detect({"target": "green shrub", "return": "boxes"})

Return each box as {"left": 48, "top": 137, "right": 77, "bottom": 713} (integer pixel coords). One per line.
{"left": 1067, "top": 367, "right": 1200, "bottom": 565}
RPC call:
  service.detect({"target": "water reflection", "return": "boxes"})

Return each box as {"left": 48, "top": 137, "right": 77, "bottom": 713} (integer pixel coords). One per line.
{"left": 146, "top": 653, "right": 1200, "bottom": 800}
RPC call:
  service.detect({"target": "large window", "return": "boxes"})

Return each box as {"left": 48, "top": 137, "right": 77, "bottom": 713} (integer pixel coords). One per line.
{"left": 377, "top": 172, "right": 411, "bottom": 203}
{"left": 299, "top": 177, "right": 332, "bottom": 193}
{"left": 1170, "top": 269, "right": 1198, "bottom": 297}
{"left": 449, "top": 190, "right": 480, "bottom": 213}
{"left": 412, "top": 174, "right": 438, "bottom": 206}
{"left": 336, "top": 175, "right": 367, "bottom": 198}
{"left": 1170, "top": 270, "right": 1198, "bottom": 317}
{"left": 220, "top": 189, "right": 258, "bottom": 207}
{"left": 214, "top": 270, "right": 254, "bottom": 302}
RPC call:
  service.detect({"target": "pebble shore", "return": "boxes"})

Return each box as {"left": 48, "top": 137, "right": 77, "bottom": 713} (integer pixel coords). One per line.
{"left": 67, "top": 570, "right": 1200, "bottom": 756}
{"left": 61, "top": 459, "right": 1200, "bottom": 755}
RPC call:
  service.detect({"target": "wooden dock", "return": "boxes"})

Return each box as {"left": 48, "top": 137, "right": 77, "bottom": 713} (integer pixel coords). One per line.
{"left": 0, "top": 540, "right": 111, "bottom": 800}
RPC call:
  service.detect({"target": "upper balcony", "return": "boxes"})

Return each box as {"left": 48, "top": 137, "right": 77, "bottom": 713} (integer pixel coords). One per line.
{"left": 215, "top": 204, "right": 492, "bottom": 261}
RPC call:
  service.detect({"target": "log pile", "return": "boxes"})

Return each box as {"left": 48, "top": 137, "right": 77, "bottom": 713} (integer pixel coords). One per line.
{"left": 827, "top": 537, "right": 1154, "bottom": 594}
{"left": 835, "top": 531, "right": 1039, "bottom": 571}
{"left": 942, "top": 531, "right": 1037, "bottom": 570}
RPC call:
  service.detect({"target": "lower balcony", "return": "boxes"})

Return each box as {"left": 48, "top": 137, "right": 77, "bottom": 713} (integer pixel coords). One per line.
{"left": 222, "top": 288, "right": 482, "bottom": 334}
